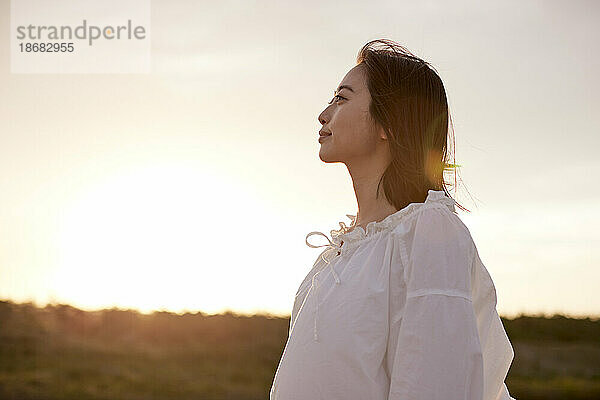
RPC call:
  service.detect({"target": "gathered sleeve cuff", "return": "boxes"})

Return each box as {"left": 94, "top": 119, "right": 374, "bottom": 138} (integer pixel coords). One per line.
{"left": 386, "top": 205, "right": 484, "bottom": 400}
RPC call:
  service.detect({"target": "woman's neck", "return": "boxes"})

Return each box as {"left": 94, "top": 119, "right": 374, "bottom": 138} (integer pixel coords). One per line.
{"left": 351, "top": 202, "right": 398, "bottom": 231}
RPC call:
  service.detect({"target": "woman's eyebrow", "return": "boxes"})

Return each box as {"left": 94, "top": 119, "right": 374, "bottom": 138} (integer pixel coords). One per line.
{"left": 335, "top": 84, "right": 355, "bottom": 93}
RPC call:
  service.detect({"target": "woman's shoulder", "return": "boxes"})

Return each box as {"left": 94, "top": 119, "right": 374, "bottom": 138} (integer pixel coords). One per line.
{"left": 391, "top": 203, "right": 476, "bottom": 262}
{"left": 392, "top": 201, "right": 470, "bottom": 234}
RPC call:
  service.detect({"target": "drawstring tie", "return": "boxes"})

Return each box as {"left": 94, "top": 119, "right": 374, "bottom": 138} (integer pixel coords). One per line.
{"left": 304, "top": 231, "right": 343, "bottom": 342}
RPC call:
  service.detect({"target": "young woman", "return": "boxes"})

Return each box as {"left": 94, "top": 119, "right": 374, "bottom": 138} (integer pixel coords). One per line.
{"left": 270, "top": 39, "right": 516, "bottom": 400}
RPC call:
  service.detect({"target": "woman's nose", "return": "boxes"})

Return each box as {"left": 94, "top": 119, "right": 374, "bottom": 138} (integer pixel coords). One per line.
{"left": 318, "top": 109, "right": 328, "bottom": 125}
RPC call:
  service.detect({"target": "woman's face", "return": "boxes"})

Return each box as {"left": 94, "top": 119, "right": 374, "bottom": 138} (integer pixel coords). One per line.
{"left": 317, "top": 64, "right": 385, "bottom": 164}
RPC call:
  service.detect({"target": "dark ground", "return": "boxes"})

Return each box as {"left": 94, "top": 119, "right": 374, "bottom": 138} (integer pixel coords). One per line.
{"left": 0, "top": 300, "right": 598, "bottom": 400}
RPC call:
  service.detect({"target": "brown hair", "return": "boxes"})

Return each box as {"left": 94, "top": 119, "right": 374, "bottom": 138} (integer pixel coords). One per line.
{"left": 356, "top": 39, "right": 469, "bottom": 213}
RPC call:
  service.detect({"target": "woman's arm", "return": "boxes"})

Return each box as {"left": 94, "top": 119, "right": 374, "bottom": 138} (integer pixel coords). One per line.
{"left": 387, "top": 206, "right": 483, "bottom": 400}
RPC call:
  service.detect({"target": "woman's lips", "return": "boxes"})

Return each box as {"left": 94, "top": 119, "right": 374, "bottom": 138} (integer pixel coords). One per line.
{"left": 318, "top": 134, "right": 332, "bottom": 143}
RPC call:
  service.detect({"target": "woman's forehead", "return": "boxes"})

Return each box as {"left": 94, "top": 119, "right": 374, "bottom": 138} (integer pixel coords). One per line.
{"left": 338, "top": 65, "right": 366, "bottom": 93}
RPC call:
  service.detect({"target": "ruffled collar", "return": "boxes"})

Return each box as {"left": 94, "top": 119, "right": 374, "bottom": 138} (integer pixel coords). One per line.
{"left": 301, "top": 189, "right": 456, "bottom": 342}
{"left": 329, "top": 190, "right": 456, "bottom": 247}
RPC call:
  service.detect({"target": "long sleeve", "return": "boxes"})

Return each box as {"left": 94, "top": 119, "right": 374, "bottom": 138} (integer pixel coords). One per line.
{"left": 387, "top": 206, "right": 484, "bottom": 400}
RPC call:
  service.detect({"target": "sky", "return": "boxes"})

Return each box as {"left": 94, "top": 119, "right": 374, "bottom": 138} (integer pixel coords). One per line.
{"left": 0, "top": 0, "right": 598, "bottom": 319}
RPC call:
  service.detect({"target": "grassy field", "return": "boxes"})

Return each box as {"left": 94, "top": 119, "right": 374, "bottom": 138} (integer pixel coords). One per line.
{"left": 0, "top": 300, "right": 598, "bottom": 399}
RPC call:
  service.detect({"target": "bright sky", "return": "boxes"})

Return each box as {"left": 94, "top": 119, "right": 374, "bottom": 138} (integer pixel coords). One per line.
{"left": 1, "top": 0, "right": 598, "bottom": 319}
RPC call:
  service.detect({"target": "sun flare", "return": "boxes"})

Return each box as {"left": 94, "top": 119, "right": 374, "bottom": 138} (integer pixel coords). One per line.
{"left": 52, "top": 162, "right": 262, "bottom": 315}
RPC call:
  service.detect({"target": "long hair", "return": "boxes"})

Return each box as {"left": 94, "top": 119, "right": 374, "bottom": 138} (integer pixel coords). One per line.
{"left": 356, "top": 39, "right": 469, "bottom": 213}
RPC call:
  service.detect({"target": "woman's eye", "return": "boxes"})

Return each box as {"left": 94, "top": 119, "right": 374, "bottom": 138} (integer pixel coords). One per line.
{"left": 328, "top": 94, "right": 345, "bottom": 105}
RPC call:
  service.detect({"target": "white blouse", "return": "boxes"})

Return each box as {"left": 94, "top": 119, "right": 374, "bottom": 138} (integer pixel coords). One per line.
{"left": 270, "top": 190, "right": 516, "bottom": 400}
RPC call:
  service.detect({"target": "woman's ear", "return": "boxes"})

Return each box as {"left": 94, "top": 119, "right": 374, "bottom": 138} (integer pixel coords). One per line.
{"left": 378, "top": 125, "right": 388, "bottom": 141}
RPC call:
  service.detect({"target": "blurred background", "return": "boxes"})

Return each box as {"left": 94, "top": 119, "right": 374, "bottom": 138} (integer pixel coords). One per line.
{"left": 1, "top": 0, "right": 598, "bottom": 399}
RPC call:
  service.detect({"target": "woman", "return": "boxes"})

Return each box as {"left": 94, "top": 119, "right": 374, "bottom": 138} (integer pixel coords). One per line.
{"left": 270, "top": 39, "right": 516, "bottom": 400}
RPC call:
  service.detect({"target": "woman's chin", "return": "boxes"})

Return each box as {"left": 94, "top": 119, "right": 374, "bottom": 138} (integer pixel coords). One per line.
{"left": 318, "top": 149, "right": 340, "bottom": 163}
